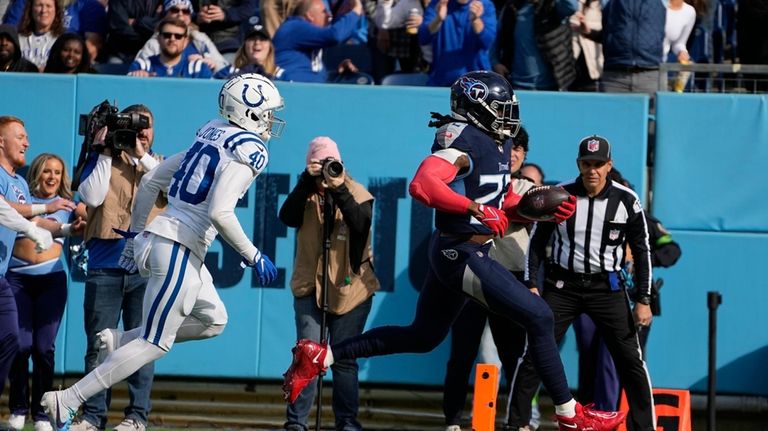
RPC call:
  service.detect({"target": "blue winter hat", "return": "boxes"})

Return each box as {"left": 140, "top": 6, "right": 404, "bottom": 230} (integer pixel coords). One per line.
{"left": 163, "top": 0, "right": 194, "bottom": 14}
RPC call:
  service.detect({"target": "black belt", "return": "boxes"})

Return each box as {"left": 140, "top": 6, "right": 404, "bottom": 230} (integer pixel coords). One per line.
{"left": 604, "top": 65, "right": 659, "bottom": 73}
{"left": 551, "top": 266, "right": 609, "bottom": 283}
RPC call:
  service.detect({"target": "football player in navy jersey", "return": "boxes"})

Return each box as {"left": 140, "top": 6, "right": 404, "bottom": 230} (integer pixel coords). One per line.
{"left": 41, "top": 74, "right": 282, "bottom": 431}
{"left": 282, "top": 71, "right": 626, "bottom": 431}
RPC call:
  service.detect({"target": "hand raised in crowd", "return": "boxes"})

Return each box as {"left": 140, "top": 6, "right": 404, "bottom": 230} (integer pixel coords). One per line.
{"left": 188, "top": 54, "right": 217, "bottom": 71}
{"left": 337, "top": 58, "right": 359, "bottom": 75}
{"left": 47, "top": 197, "right": 77, "bottom": 213}
{"left": 351, "top": 0, "right": 363, "bottom": 15}
{"left": 197, "top": 4, "right": 226, "bottom": 24}
{"left": 570, "top": 10, "right": 589, "bottom": 35}
{"left": 406, "top": 12, "right": 423, "bottom": 31}
{"left": 468, "top": 0, "right": 483, "bottom": 21}
{"left": 436, "top": 0, "right": 448, "bottom": 21}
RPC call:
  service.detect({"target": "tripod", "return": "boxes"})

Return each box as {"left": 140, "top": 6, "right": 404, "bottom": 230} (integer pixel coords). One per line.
{"left": 314, "top": 193, "right": 334, "bottom": 431}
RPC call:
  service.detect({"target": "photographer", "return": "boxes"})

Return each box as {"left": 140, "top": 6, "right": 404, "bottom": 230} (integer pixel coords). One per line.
{"left": 279, "top": 137, "right": 379, "bottom": 431}
{"left": 74, "top": 104, "right": 163, "bottom": 431}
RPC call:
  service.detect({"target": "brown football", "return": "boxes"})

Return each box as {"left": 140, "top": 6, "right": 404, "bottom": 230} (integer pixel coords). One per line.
{"left": 517, "top": 186, "right": 572, "bottom": 221}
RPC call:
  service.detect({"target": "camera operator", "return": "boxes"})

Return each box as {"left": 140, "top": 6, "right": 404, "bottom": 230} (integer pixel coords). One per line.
{"left": 74, "top": 104, "right": 164, "bottom": 431}
{"left": 278, "top": 136, "right": 379, "bottom": 431}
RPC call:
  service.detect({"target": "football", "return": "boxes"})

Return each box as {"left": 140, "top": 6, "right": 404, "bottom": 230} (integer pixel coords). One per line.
{"left": 516, "top": 186, "right": 572, "bottom": 221}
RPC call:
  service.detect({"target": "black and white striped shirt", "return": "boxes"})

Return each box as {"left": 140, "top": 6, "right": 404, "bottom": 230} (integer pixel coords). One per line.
{"left": 526, "top": 178, "right": 653, "bottom": 299}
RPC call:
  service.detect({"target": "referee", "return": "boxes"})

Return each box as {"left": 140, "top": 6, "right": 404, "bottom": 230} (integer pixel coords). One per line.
{"left": 507, "top": 135, "right": 655, "bottom": 431}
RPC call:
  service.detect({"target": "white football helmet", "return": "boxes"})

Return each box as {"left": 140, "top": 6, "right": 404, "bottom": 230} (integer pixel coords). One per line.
{"left": 218, "top": 73, "right": 286, "bottom": 140}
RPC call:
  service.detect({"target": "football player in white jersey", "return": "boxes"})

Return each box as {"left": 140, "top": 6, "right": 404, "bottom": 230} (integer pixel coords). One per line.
{"left": 41, "top": 73, "right": 285, "bottom": 431}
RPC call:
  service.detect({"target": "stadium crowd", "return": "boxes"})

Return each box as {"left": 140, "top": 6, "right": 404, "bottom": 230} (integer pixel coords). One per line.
{"left": 0, "top": 0, "right": 765, "bottom": 89}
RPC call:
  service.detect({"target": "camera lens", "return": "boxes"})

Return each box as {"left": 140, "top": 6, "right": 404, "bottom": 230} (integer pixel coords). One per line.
{"left": 324, "top": 160, "right": 344, "bottom": 178}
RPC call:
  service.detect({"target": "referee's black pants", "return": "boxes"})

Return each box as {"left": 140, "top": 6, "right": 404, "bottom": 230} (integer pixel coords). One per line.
{"left": 508, "top": 275, "right": 655, "bottom": 431}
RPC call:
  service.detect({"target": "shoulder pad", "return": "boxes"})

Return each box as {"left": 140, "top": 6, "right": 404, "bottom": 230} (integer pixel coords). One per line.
{"left": 223, "top": 131, "right": 270, "bottom": 175}
{"left": 435, "top": 122, "right": 469, "bottom": 149}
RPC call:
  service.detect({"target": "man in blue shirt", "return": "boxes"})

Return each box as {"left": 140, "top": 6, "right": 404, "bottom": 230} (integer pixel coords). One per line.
{"left": 273, "top": 0, "right": 362, "bottom": 83}
{"left": 418, "top": 0, "right": 496, "bottom": 86}
{"left": 128, "top": 17, "right": 213, "bottom": 78}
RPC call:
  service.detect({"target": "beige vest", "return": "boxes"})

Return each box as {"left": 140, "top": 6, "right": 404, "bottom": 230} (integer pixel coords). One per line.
{"left": 85, "top": 152, "right": 166, "bottom": 241}
{"left": 290, "top": 178, "right": 380, "bottom": 315}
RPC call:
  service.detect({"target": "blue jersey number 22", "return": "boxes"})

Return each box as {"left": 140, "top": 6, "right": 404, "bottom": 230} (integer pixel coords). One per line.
{"left": 169, "top": 141, "right": 221, "bottom": 205}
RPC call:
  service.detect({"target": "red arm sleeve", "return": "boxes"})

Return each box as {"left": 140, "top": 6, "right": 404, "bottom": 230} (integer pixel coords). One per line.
{"left": 408, "top": 155, "right": 473, "bottom": 214}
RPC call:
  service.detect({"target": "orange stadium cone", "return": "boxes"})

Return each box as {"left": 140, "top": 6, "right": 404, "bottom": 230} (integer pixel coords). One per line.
{"left": 617, "top": 388, "right": 692, "bottom": 431}
{"left": 471, "top": 364, "right": 499, "bottom": 431}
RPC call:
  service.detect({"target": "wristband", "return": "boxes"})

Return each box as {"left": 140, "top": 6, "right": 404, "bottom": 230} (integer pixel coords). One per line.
{"left": 60, "top": 223, "right": 72, "bottom": 237}
{"left": 31, "top": 204, "right": 47, "bottom": 216}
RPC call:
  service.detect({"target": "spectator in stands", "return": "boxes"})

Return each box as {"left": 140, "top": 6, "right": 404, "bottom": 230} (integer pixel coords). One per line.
{"left": 214, "top": 22, "right": 283, "bottom": 79}
{"left": 73, "top": 104, "right": 163, "bottom": 431}
{"left": 3, "top": 0, "right": 106, "bottom": 63}
{"left": 135, "top": 0, "right": 228, "bottom": 73}
{"left": 259, "top": 0, "right": 297, "bottom": 38}
{"left": 273, "top": 0, "right": 363, "bottom": 83}
{"left": 0, "top": 24, "right": 37, "bottom": 71}
{"left": 103, "top": 0, "right": 163, "bottom": 64}
{"left": 369, "top": 0, "right": 425, "bottom": 83}
{"left": 128, "top": 17, "right": 214, "bottom": 78}
{"left": 419, "top": 0, "right": 496, "bottom": 86}
{"left": 578, "top": 0, "right": 665, "bottom": 95}
{"left": 17, "top": 0, "right": 65, "bottom": 70}
{"left": 493, "top": 0, "right": 577, "bottom": 91}
{"left": 43, "top": 32, "right": 94, "bottom": 73}
{"left": 195, "top": 0, "right": 258, "bottom": 55}
{"left": 664, "top": 0, "right": 695, "bottom": 63}
{"left": 6, "top": 153, "right": 83, "bottom": 431}
{"left": 569, "top": 0, "right": 603, "bottom": 91}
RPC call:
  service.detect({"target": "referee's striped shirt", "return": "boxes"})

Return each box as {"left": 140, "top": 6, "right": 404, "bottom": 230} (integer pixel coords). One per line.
{"left": 525, "top": 178, "right": 653, "bottom": 299}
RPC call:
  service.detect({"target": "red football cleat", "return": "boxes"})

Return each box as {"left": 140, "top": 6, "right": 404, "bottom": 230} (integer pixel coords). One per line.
{"left": 556, "top": 402, "right": 627, "bottom": 431}
{"left": 282, "top": 339, "right": 328, "bottom": 403}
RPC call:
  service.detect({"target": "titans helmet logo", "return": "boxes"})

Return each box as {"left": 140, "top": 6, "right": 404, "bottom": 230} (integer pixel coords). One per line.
{"left": 242, "top": 83, "right": 265, "bottom": 108}
{"left": 458, "top": 77, "right": 488, "bottom": 103}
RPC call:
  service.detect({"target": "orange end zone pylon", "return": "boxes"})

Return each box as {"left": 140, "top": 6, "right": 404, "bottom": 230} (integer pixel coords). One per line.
{"left": 471, "top": 364, "right": 499, "bottom": 431}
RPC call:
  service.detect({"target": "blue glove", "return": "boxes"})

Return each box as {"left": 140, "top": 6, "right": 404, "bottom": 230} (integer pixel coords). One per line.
{"left": 242, "top": 250, "right": 277, "bottom": 286}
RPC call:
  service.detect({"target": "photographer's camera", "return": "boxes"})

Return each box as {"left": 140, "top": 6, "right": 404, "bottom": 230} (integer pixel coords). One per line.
{"left": 78, "top": 100, "right": 150, "bottom": 152}
{"left": 322, "top": 158, "right": 344, "bottom": 178}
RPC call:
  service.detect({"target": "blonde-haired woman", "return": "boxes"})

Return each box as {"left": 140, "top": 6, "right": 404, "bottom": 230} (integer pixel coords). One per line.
{"left": 214, "top": 25, "right": 283, "bottom": 79}
{"left": 6, "top": 153, "right": 84, "bottom": 431}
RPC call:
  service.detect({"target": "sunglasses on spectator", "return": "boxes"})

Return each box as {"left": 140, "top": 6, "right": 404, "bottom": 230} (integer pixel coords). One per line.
{"left": 160, "top": 31, "right": 186, "bottom": 40}
{"left": 168, "top": 7, "right": 192, "bottom": 14}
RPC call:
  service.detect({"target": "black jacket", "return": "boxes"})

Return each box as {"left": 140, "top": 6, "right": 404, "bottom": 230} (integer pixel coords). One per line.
{"left": 279, "top": 171, "right": 373, "bottom": 273}
{"left": 0, "top": 24, "right": 39, "bottom": 72}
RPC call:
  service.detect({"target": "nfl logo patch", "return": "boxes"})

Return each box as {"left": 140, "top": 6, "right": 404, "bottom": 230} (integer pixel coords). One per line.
{"left": 609, "top": 229, "right": 620, "bottom": 240}
{"left": 587, "top": 139, "right": 600, "bottom": 152}
{"left": 532, "top": 195, "right": 545, "bottom": 209}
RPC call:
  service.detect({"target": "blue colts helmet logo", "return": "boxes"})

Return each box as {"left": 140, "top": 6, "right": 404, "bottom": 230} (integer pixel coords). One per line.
{"left": 242, "top": 83, "right": 265, "bottom": 108}
{"left": 458, "top": 77, "right": 488, "bottom": 103}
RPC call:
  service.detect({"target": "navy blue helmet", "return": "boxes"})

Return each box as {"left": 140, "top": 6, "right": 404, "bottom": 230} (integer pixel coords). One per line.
{"left": 450, "top": 70, "right": 521, "bottom": 142}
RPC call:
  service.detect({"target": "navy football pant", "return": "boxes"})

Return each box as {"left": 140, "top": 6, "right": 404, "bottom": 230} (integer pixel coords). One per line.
{"left": 332, "top": 233, "right": 572, "bottom": 405}
{"left": 0, "top": 278, "right": 20, "bottom": 400}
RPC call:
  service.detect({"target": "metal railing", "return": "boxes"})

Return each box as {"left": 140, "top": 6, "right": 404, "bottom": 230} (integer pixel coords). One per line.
{"left": 658, "top": 62, "right": 768, "bottom": 94}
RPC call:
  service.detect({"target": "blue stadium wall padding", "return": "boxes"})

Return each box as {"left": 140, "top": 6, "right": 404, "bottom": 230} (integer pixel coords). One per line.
{"left": 654, "top": 93, "right": 768, "bottom": 233}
